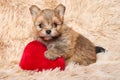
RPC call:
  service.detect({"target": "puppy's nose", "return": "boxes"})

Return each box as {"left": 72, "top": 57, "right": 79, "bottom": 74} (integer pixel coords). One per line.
{"left": 46, "top": 30, "right": 51, "bottom": 34}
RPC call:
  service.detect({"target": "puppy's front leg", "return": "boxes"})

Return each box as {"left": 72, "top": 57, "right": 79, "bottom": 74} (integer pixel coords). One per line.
{"left": 45, "top": 44, "right": 66, "bottom": 60}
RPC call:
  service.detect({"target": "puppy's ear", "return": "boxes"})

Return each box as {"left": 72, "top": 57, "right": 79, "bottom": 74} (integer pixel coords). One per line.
{"left": 54, "top": 4, "right": 66, "bottom": 20}
{"left": 29, "top": 5, "right": 41, "bottom": 20}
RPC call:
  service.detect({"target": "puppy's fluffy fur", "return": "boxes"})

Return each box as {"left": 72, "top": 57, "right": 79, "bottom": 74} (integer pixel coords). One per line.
{"left": 29, "top": 4, "right": 98, "bottom": 65}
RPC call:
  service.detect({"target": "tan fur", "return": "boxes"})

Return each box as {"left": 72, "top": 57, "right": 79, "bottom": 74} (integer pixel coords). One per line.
{"left": 0, "top": 0, "right": 120, "bottom": 79}
{"left": 30, "top": 4, "right": 97, "bottom": 65}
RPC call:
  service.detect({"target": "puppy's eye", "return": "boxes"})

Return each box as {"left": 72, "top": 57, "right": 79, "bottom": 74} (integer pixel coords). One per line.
{"left": 38, "top": 23, "right": 43, "bottom": 28}
{"left": 53, "top": 23, "right": 58, "bottom": 28}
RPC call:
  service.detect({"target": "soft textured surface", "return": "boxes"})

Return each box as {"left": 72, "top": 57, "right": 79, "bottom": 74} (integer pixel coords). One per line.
{"left": 19, "top": 40, "right": 65, "bottom": 71}
{"left": 0, "top": 0, "right": 120, "bottom": 80}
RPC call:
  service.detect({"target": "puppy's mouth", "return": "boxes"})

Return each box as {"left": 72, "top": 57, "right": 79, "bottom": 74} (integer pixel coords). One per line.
{"left": 40, "top": 35, "right": 59, "bottom": 41}
{"left": 42, "top": 36, "right": 53, "bottom": 41}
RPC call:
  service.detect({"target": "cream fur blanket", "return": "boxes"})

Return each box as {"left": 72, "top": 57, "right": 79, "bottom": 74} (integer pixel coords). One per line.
{"left": 0, "top": 0, "right": 120, "bottom": 80}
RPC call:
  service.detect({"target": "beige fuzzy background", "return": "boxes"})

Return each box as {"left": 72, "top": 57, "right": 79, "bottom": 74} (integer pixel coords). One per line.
{"left": 0, "top": 0, "right": 120, "bottom": 80}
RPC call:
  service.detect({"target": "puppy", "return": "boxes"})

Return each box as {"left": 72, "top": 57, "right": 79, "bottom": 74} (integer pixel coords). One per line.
{"left": 29, "top": 4, "right": 105, "bottom": 65}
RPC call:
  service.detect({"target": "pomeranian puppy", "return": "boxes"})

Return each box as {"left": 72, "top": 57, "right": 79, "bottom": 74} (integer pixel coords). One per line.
{"left": 29, "top": 4, "right": 105, "bottom": 65}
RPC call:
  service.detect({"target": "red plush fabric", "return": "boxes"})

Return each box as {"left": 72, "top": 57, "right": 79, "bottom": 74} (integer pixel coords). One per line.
{"left": 19, "top": 40, "right": 65, "bottom": 71}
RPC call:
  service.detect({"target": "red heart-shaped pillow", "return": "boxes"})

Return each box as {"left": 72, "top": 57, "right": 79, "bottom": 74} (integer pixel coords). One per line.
{"left": 19, "top": 40, "right": 65, "bottom": 71}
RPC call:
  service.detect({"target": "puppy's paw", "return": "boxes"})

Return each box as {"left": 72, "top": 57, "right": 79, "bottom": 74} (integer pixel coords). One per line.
{"left": 45, "top": 49, "right": 60, "bottom": 60}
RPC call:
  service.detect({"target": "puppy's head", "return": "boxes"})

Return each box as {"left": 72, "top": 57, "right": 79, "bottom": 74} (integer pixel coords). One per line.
{"left": 29, "top": 4, "right": 65, "bottom": 41}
